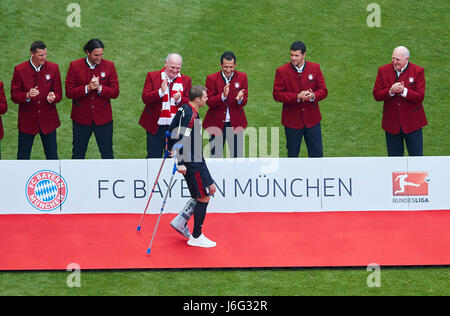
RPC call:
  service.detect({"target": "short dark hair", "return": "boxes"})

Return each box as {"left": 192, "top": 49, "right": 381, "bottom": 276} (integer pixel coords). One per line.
{"left": 30, "top": 41, "right": 46, "bottom": 53}
{"left": 290, "top": 41, "right": 306, "bottom": 54}
{"left": 221, "top": 51, "right": 236, "bottom": 64}
{"left": 83, "top": 38, "right": 104, "bottom": 53}
{"left": 189, "top": 86, "right": 206, "bottom": 101}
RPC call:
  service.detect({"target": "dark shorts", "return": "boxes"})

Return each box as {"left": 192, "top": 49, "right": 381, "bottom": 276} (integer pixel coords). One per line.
{"left": 184, "top": 170, "right": 210, "bottom": 199}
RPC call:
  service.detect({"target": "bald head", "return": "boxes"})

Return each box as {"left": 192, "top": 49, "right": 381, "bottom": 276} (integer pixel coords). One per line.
{"left": 392, "top": 46, "right": 410, "bottom": 71}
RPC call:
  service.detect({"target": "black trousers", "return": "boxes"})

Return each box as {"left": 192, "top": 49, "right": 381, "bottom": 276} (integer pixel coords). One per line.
{"left": 209, "top": 122, "right": 244, "bottom": 158}
{"left": 17, "top": 130, "right": 58, "bottom": 160}
{"left": 285, "top": 123, "right": 323, "bottom": 158}
{"left": 146, "top": 125, "right": 169, "bottom": 158}
{"left": 385, "top": 128, "right": 423, "bottom": 156}
{"left": 72, "top": 121, "right": 114, "bottom": 159}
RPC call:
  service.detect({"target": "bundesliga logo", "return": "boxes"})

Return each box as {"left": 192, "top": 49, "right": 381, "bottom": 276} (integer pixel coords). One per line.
{"left": 392, "top": 171, "right": 429, "bottom": 196}
{"left": 392, "top": 171, "right": 430, "bottom": 204}
{"left": 26, "top": 170, "right": 68, "bottom": 212}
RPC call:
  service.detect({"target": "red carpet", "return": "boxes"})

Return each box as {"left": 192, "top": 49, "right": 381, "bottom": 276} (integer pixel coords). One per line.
{"left": 0, "top": 211, "right": 449, "bottom": 270}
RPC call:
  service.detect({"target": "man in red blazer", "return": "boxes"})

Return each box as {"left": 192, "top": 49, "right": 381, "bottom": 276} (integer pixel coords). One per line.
{"left": 203, "top": 51, "right": 248, "bottom": 158}
{"left": 273, "top": 41, "right": 328, "bottom": 157}
{"left": 66, "top": 38, "right": 119, "bottom": 159}
{"left": 0, "top": 81, "right": 7, "bottom": 159}
{"left": 139, "top": 53, "right": 192, "bottom": 158}
{"left": 373, "top": 46, "right": 427, "bottom": 156}
{"left": 11, "top": 41, "right": 62, "bottom": 160}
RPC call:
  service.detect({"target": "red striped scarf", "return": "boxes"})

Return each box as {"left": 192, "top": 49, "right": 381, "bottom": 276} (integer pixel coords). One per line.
{"left": 158, "top": 68, "right": 184, "bottom": 125}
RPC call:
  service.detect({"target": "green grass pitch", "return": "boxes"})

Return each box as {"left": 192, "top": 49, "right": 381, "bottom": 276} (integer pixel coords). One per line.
{"left": 0, "top": 0, "right": 448, "bottom": 296}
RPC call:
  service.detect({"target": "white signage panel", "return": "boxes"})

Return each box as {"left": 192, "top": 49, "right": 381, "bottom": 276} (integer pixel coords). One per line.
{"left": 321, "top": 157, "right": 409, "bottom": 211}
{"left": 60, "top": 159, "right": 149, "bottom": 214}
{"left": 405, "top": 156, "right": 450, "bottom": 211}
{"left": 0, "top": 157, "right": 448, "bottom": 215}
{"left": 206, "top": 158, "right": 323, "bottom": 213}
{"left": 0, "top": 160, "right": 62, "bottom": 214}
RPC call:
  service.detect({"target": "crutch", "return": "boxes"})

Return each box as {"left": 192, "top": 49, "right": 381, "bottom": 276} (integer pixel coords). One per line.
{"left": 146, "top": 144, "right": 182, "bottom": 255}
{"left": 136, "top": 133, "right": 171, "bottom": 232}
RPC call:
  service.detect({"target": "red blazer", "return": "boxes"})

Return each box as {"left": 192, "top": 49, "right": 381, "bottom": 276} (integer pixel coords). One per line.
{"left": 10, "top": 60, "right": 62, "bottom": 135}
{"left": 0, "top": 81, "right": 7, "bottom": 140}
{"left": 65, "top": 58, "right": 120, "bottom": 126}
{"left": 139, "top": 71, "right": 192, "bottom": 135}
{"left": 203, "top": 70, "right": 248, "bottom": 135}
{"left": 373, "top": 62, "right": 427, "bottom": 134}
{"left": 273, "top": 61, "right": 327, "bottom": 129}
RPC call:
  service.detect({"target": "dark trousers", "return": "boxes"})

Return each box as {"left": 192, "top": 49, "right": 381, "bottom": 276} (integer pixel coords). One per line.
{"left": 385, "top": 128, "right": 423, "bottom": 156}
{"left": 209, "top": 122, "right": 244, "bottom": 158}
{"left": 72, "top": 121, "right": 114, "bottom": 159}
{"left": 17, "top": 130, "right": 58, "bottom": 160}
{"left": 146, "top": 125, "right": 169, "bottom": 158}
{"left": 285, "top": 123, "right": 323, "bottom": 158}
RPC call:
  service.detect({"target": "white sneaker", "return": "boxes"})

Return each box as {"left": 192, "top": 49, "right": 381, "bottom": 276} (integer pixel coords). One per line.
{"left": 187, "top": 234, "right": 217, "bottom": 248}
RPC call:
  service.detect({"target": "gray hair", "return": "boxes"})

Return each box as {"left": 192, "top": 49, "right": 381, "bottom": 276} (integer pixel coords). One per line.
{"left": 166, "top": 53, "right": 183, "bottom": 64}
{"left": 394, "top": 46, "right": 410, "bottom": 58}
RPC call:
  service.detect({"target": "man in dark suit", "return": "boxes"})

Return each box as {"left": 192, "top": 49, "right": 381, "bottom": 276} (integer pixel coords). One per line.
{"left": 10, "top": 41, "right": 62, "bottom": 160}
{"left": 373, "top": 46, "right": 427, "bottom": 156}
{"left": 0, "top": 81, "right": 7, "bottom": 159}
{"left": 65, "top": 38, "right": 120, "bottom": 159}
{"left": 203, "top": 51, "right": 248, "bottom": 158}
{"left": 273, "top": 41, "right": 328, "bottom": 158}
{"left": 139, "top": 53, "right": 192, "bottom": 158}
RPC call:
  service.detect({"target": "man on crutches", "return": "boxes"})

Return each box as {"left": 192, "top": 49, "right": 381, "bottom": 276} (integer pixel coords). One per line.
{"left": 168, "top": 86, "right": 217, "bottom": 248}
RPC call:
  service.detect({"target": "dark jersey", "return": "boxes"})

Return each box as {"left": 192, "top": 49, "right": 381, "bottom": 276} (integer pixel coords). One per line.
{"left": 167, "top": 103, "right": 214, "bottom": 187}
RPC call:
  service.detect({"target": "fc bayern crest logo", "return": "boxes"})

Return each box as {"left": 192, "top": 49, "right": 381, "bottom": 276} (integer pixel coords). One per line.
{"left": 26, "top": 170, "right": 68, "bottom": 212}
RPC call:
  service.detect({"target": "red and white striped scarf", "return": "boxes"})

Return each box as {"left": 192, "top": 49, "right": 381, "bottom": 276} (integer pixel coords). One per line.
{"left": 158, "top": 68, "right": 184, "bottom": 125}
